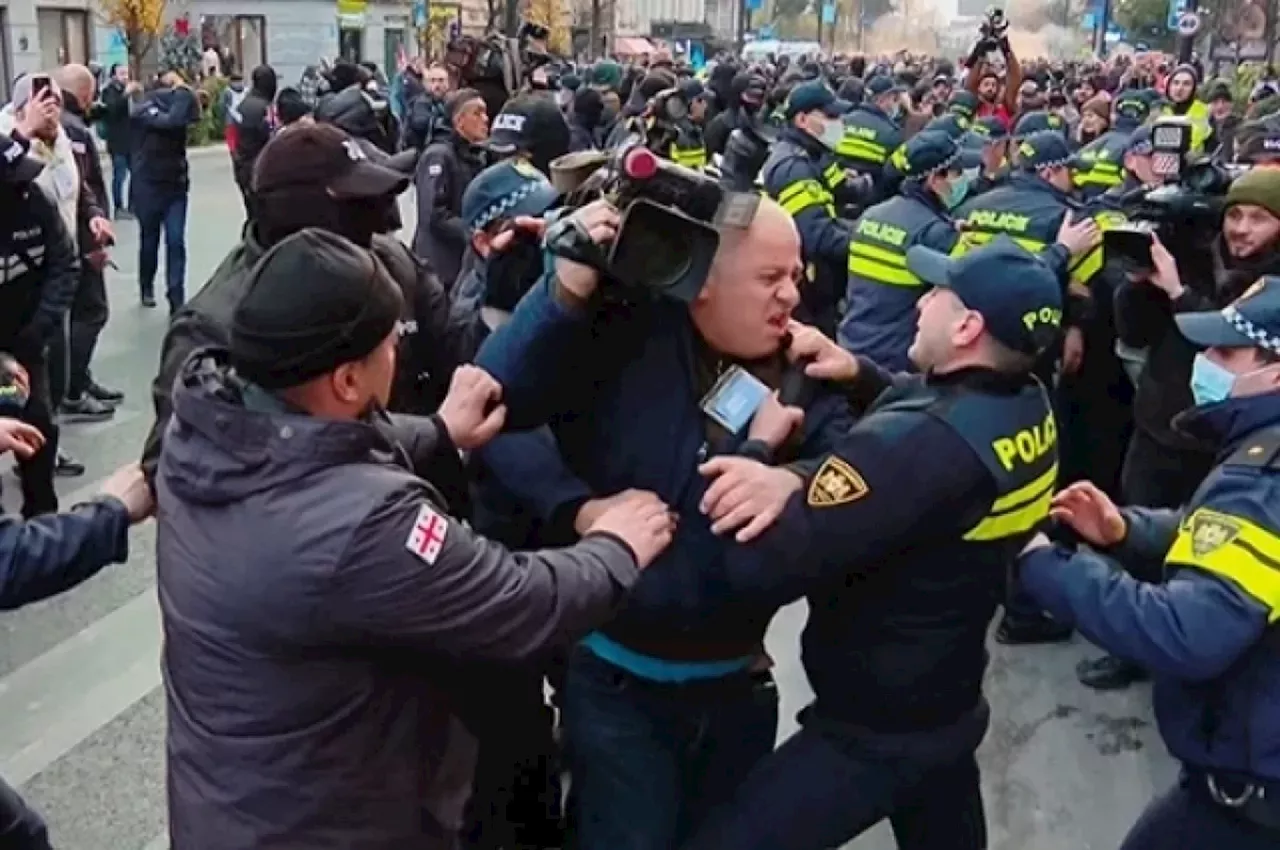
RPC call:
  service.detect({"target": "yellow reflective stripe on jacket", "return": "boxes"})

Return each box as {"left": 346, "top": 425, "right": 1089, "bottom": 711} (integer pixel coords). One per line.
{"left": 775, "top": 179, "right": 836, "bottom": 217}
{"left": 1072, "top": 161, "right": 1123, "bottom": 188}
{"left": 670, "top": 145, "right": 707, "bottom": 168}
{"left": 951, "top": 230, "right": 1046, "bottom": 256}
{"left": 1166, "top": 507, "right": 1280, "bottom": 621}
{"left": 963, "top": 462, "right": 1058, "bottom": 541}
{"left": 823, "top": 162, "right": 846, "bottom": 190}
{"left": 847, "top": 240, "right": 922, "bottom": 287}
{"left": 1067, "top": 211, "right": 1122, "bottom": 287}
{"left": 837, "top": 135, "right": 890, "bottom": 164}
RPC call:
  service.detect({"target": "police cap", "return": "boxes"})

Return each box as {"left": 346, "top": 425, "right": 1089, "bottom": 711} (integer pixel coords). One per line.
{"left": 907, "top": 237, "right": 1063, "bottom": 356}
{"left": 900, "top": 130, "right": 981, "bottom": 177}
{"left": 969, "top": 116, "right": 1010, "bottom": 142}
{"left": 785, "top": 81, "right": 852, "bottom": 119}
{"left": 1013, "top": 109, "right": 1067, "bottom": 139}
{"left": 866, "top": 75, "right": 906, "bottom": 99}
{"left": 462, "top": 160, "right": 560, "bottom": 232}
{"left": 1177, "top": 276, "right": 1280, "bottom": 356}
{"left": 1113, "top": 89, "right": 1156, "bottom": 124}
{"left": 1015, "top": 130, "right": 1074, "bottom": 171}
{"left": 947, "top": 90, "right": 980, "bottom": 121}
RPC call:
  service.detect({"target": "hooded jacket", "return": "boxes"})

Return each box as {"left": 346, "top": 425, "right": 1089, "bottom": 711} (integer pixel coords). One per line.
{"left": 229, "top": 67, "right": 277, "bottom": 189}
{"left": 140, "top": 227, "right": 473, "bottom": 492}
{"left": 157, "top": 352, "right": 640, "bottom": 850}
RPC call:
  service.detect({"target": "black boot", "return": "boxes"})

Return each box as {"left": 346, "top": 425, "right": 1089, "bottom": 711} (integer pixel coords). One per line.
{"left": 1077, "top": 655, "right": 1150, "bottom": 691}
{"left": 995, "top": 610, "right": 1074, "bottom": 645}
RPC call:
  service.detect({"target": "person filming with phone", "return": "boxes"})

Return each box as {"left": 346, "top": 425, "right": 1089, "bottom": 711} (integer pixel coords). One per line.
{"left": 475, "top": 196, "right": 854, "bottom": 850}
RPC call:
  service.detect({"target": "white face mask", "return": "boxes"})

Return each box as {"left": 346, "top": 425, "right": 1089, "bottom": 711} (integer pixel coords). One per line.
{"left": 816, "top": 116, "right": 844, "bottom": 149}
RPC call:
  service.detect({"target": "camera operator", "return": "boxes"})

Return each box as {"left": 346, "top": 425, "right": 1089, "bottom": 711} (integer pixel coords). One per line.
{"left": 474, "top": 196, "right": 854, "bottom": 850}
{"left": 141, "top": 125, "right": 472, "bottom": 496}
{"left": 0, "top": 133, "right": 78, "bottom": 517}
{"left": 156, "top": 228, "right": 674, "bottom": 850}
{"left": 762, "top": 81, "right": 857, "bottom": 335}
{"left": 412, "top": 88, "right": 490, "bottom": 289}
{"left": 1117, "top": 169, "right": 1280, "bottom": 509}
{"left": 961, "top": 11, "right": 1019, "bottom": 127}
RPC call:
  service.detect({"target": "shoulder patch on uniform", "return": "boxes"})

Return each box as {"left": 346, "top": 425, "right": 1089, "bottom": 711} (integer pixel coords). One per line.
{"left": 1189, "top": 510, "right": 1240, "bottom": 558}
{"left": 427, "top": 163, "right": 443, "bottom": 176}
{"left": 405, "top": 504, "right": 449, "bottom": 564}
{"left": 807, "top": 456, "right": 869, "bottom": 508}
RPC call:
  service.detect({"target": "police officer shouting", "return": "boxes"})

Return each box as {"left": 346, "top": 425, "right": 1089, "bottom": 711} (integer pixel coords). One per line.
{"left": 762, "top": 81, "right": 854, "bottom": 334}
{"left": 683, "top": 239, "right": 1064, "bottom": 850}
{"left": 1017, "top": 278, "right": 1280, "bottom": 850}
{"left": 839, "top": 130, "right": 979, "bottom": 371}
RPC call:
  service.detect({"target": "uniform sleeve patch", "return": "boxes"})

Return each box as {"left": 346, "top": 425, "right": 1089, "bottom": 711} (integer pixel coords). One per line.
{"left": 427, "top": 163, "right": 443, "bottom": 176}
{"left": 807, "top": 456, "right": 869, "bottom": 508}
{"left": 405, "top": 504, "right": 449, "bottom": 564}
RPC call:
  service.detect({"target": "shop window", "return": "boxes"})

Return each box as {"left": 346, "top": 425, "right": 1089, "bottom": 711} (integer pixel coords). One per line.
{"left": 200, "top": 15, "right": 267, "bottom": 77}
{"left": 36, "top": 8, "right": 89, "bottom": 68}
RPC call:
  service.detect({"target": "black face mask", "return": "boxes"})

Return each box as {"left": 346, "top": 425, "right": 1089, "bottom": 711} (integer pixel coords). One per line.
{"left": 337, "top": 197, "right": 393, "bottom": 248}
{"left": 485, "top": 231, "right": 545, "bottom": 313}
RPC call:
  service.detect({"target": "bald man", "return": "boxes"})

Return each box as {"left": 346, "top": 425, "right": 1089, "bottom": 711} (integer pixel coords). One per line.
{"left": 50, "top": 63, "right": 123, "bottom": 430}
{"left": 474, "top": 197, "right": 856, "bottom": 850}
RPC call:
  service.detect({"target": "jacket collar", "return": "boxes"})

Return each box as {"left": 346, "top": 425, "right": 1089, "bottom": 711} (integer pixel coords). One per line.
{"left": 1009, "top": 170, "right": 1070, "bottom": 202}
{"left": 900, "top": 179, "right": 948, "bottom": 215}
{"left": 780, "top": 125, "right": 828, "bottom": 157}
{"left": 1175, "top": 393, "right": 1280, "bottom": 459}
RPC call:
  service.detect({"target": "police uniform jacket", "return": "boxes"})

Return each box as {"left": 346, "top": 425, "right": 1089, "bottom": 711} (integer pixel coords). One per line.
{"left": 157, "top": 351, "right": 641, "bottom": 850}
{"left": 838, "top": 181, "right": 959, "bottom": 371}
{"left": 1022, "top": 393, "right": 1280, "bottom": 782}
{"left": 953, "top": 172, "right": 1097, "bottom": 325}
{"left": 475, "top": 275, "right": 854, "bottom": 664}
{"left": 720, "top": 363, "right": 1058, "bottom": 732}
{"left": 1071, "top": 121, "right": 1141, "bottom": 201}
{"left": 836, "top": 102, "right": 903, "bottom": 180}
{"left": 0, "top": 183, "right": 79, "bottom": 365}
{"left": 762, "top": 127, "right": 853, "bottom": 334}
{"left": 669, "top": 117, "right": 708, "bottom": 169}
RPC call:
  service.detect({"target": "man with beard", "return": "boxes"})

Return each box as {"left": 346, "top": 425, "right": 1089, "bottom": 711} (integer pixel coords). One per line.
{"left": 1116, "top": 169, "right": 1280, "bottom": 510}
{"left": 141, "top": 125, "right": 472, "bottom": 493}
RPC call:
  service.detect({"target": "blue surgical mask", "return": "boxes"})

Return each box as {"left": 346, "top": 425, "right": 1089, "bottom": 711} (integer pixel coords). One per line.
{"left": 1190, "top": 352, "right": 1236, "bottom": 406}
{"left": 942, "top": 172, "right": 972, "bottom": 210}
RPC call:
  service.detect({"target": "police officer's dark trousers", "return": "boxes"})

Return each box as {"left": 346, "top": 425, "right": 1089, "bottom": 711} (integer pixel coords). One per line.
{"left": 1119, "top": 775, "right": 1280, "bottom": 850}
{"left": 14, "top": 351, "right": 58, "bottom": 517}
{"left": 66, "top": 266, "right": 109, "bottom": 400}
{"left": 682, "top": 705, "right": 988, "bottom": 850}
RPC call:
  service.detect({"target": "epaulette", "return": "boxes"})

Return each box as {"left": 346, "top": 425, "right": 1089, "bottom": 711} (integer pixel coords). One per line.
{"left": 1225, "top": 423, "right": 1280, "bottom": 469}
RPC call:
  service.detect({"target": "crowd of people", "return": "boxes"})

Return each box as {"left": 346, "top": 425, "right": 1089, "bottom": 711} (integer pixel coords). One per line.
{"left": 2, "top": 23, "right": 1280, "bottom": 850}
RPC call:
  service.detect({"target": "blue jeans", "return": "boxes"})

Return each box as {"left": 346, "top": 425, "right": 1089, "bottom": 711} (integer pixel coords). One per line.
{"left": 136, "top": 191, "right": 188, "bottom": 309}
{"left": 562, "top": 647, "right": 778, "bottom": 850}
{"left": 110, "top": 153, "right": 130, "bottom": 214}
{"left": 682, "top": 709, "right": 988, "bottom": 850}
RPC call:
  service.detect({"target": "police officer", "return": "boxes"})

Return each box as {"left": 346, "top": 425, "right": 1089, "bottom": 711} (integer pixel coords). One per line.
{"left": 669, "top": 78, "right": 709, "bottom": 169}
{"left": 1012, "top": 109, "right": 1068, "bottom": 141}
{"left": 686, "top": 239, "right": 1064, "bottom": 850}
{"left": 838, "top": 130, "right": 979, "bottom": 371}
{"left": 762, "top": 81, "right": 854, "bottom": 334}
{"left": 951, "top": 129, "right": 1103, "bottom": 643}
{"left": 1017, "top": 278, "right": 1280, "bottom": 850}
{"left": 1073, "top": 89, "right": 1156, "bottom": 200}
{"left": 0, "top": 132, "right": 78, "bottom": 517}
{"left": 968, "top": 115, "right": 1012, "bottom": 194}
{"left": 836, "top": 75, "right": 905, "bottom": 184}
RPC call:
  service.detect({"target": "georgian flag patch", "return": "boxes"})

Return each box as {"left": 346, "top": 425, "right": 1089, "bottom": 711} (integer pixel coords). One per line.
{"left": 405, "top": 504, "right": 449, "bottom": 564}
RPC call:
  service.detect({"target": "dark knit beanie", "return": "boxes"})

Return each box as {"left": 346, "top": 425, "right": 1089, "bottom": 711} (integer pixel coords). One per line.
{"left": 1227, "top": 168, "right": 1280, "bottom": 221}
{"left": 230, "top": 228, "right": 404, "bottom": 390}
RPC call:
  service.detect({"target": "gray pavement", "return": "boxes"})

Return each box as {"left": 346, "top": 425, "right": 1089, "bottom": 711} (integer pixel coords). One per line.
{"left": 0, "top": 152, "right": 1175, "bottom": 850}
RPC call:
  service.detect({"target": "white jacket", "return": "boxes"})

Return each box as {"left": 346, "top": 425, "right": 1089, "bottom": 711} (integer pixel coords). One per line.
{"left": 0, "top": 106, "right": 80, "bottom": 248}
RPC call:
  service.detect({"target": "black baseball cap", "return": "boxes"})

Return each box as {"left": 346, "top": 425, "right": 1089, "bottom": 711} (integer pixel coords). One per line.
{"left": 488, "top": 95, "right": 570, "bottom": 157}
{"left": 253, "top": 124, "right": 408, "bottom": 199}
{"left": 0, "top": 132, "right": 44, "bottom": 184}
{"left": 907, "top": 237, "right": 1063, "bottom": 355}
{"left": 230, "top": 228, "right": 404, "bottom": 390}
